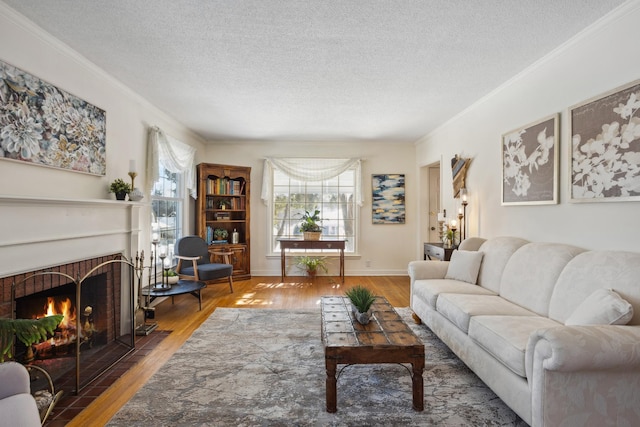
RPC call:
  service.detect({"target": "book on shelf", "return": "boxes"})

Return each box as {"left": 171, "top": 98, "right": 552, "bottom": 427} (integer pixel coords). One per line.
{"left": 206, "top": 177, "right": 246, "bottom": 195}
{"left": 212, "top": 240, "right": 228, "bottom": 244}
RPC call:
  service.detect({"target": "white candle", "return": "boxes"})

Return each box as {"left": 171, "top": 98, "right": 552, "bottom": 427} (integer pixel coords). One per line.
{"left": 129, "top": 159, "right": 136, "bottom": 173}
{"left": 462, "top": 194, "right": 468, "bottom": 203}
{"left": 152, "top": 233, "right": 159, "bottom": 243}
{"left": 450, "top": 219, "right": 457, "bottom": 228}
{"left": 458, "top": 208, "right": 463, "bottom": 215}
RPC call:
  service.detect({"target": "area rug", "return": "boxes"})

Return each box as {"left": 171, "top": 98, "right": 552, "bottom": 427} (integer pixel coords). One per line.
{"left": 107, "top": 308, "right": 527, "bottom": 426}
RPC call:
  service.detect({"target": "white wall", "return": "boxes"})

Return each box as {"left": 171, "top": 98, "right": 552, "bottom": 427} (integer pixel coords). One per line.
{"left": 204, "top": 141, "right": 417, "bottom": 275}
{"left": 0, "top": 3, "right": 205, "bottom": 263}
{"left": 416, "top": 1, "right": 640, "bottom": 252}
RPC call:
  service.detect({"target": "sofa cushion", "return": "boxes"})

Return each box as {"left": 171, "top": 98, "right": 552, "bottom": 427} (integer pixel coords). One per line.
{"left": 549, "top": 251, "right": 640, "bottom": 325}
{"left": 445, "top": 250, "right": 484, "bottom": 284}
{"left": 499, "top": 243, "right": 585, "bottom": 317}
{"left": 476, "top": 237, "right": 529, "bottom": 293}
{"left": 412, "top": 279, "right": 496, "bottom": 309}
{"left": 565, "top": 288, "right": 634, "bottom": 325}
{"left": 437, "top": 294, "right": 537, "bottom": 333}
{"left": 468, "top": 315, "right": 560, "bottom": 377}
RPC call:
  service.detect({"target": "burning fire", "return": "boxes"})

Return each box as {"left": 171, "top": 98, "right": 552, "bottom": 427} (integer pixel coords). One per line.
{"left": 32, "top": 297, "right": 79, "bottom": 355}
{"left": 46, "top": 297, "right": 75, "bottom": 329}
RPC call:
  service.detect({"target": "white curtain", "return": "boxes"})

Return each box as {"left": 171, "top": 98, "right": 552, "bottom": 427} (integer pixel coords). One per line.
{"left": 147, "top": 126, "right": 197, "bottom": 199}
{"left": 261, "top": 157, "right": 363, "bottom": 206}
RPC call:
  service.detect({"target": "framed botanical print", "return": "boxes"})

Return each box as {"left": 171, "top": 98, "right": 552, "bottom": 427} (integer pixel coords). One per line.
{"left": 502, "top": 113, "right": 559, "bottom": 205}
{"left": 570, "top": 79, "right": 640, "bottom": 202}
{"left": 0, "top": 59, "right": 106, "bottom": 175}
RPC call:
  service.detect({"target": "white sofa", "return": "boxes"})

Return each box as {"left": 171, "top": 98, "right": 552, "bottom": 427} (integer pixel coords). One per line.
{"left": 409, "top": 236, "right": 640, "bottom": 427}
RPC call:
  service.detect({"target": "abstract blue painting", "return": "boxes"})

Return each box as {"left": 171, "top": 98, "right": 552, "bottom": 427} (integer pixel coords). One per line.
{"left": 372, "top": 174, "right": 405, "bottom": 224}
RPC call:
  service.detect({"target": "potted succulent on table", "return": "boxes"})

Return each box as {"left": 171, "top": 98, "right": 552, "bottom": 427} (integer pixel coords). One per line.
{"left": 345, "top": 285, "right": 377, "bottom": 325}
{"left": 299, "top": 209, "right": 322, "bottom": 240}
{"left": 295, "top": 256, "right": 328, "bottom": 278}
{"left": 109, "top": 178, "right": 132, "bottom": 201}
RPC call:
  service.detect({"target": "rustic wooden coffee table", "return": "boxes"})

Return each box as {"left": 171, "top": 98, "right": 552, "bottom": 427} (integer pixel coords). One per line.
{"left": 320, "top": 296, "right": 425, "bottom": 412}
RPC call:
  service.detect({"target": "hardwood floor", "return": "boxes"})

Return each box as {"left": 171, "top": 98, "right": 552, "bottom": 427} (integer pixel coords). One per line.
{"left": 68, "top": 275, "right": 410, "bottom": 426}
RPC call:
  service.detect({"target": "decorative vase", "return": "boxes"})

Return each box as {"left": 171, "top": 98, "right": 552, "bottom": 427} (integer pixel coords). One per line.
{"left": 115, "top": 191, "right": 127, "bottom": 201}
{"left": 355, "top": 310, "right": 372, "bottom": 325}
{"left": 351, "top": 305, "right": 372, "bottom": 325}
{"left": 303, "top": 231, "right": 321, "bottom": 241}
{"left": 129, "top": 187, "right": 144, "bottom": 201}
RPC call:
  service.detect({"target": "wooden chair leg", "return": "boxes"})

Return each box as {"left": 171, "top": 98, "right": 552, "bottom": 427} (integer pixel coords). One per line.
{"left": 228, "top": 276, "right": 234, "bottom": 293}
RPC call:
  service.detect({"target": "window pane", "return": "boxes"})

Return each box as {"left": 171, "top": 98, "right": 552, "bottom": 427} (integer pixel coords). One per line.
{"left": 151, "top": 165, "right": 183, "bottom": 264}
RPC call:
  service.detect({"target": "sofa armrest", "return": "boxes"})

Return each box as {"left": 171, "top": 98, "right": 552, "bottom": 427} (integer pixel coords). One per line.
{"left": 526, "top": 325, "right": 640, "bottom": 376}
{"left": 526, "top": 325, "right": 640, "bottom": 427}
{"left": 408, "top": 260, "right": 449, "bottom": 282}
{"left": 0, "top": 362, "right": 31, "bottom": 400}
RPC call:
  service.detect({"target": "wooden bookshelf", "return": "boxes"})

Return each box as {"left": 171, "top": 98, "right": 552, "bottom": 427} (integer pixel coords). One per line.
{"left": 196, "top": 163, "right": 251, "bottom": 280}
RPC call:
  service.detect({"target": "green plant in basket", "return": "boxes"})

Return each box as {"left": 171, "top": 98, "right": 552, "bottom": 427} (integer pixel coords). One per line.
{"left": 299, "top": 209, "right": 322, "bottom": 232}
{"left": 345, "top": 285, "right": 376, "bottom": 314}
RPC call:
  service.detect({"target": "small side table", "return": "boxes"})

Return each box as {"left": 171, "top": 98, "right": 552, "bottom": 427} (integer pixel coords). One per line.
{"left": 423, "top": 242, "right": 456, "bottom": 261}
{"left": 141, "top": 279, "right": 206, "bottom": 311}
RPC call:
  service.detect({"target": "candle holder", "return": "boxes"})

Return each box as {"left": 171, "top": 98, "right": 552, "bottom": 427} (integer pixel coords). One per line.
{"left": 128, "top": 171, "right": 137, "bottom": 189}
{"left": 460, "top": 188, "right": 469, "bottom": 241}
{"left": 127, "top": 171, "right": 144, "bottom": 202}
{"left": 154, "top": 252, "right": 171, "bottom": 290}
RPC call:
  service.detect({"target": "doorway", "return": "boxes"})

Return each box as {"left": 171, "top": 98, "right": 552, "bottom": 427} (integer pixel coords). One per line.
{"left": 419, "top": 161, "right": 441, "bottom": 247}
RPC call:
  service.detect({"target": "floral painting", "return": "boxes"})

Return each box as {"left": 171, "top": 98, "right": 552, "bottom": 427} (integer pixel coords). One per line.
{"left": 502, "top": 113, "right": 559, "bottom": 205}
{"left": 372, "top": 174, "right": 405, "bottom": 224}
{"left": 571, "top": 80, "right": 640, "bottom": 202}
{"left": 0, "top": 60, "right": 106, "bottom": 175}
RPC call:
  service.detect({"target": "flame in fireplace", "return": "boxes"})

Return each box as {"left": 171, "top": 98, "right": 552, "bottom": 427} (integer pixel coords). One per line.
{"left": 45, "top": 297, "right": 75, "bottom": 329}
{"left": 31, "top": 297, "right": 79, "bottom": 357}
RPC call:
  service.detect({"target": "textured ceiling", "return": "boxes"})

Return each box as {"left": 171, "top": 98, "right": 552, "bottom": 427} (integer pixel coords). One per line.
{"left": 1, "top": 0, "right": 627, "bottom": 142}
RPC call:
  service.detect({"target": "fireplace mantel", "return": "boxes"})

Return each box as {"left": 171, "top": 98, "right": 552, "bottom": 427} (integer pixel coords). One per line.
{"left": 0, "top": 194, "right": 146, "bottom": 278}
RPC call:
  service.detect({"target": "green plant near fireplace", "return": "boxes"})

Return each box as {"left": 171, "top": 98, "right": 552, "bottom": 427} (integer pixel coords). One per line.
{"left": 0, "top": 314, "right": 64, "bottom": 362}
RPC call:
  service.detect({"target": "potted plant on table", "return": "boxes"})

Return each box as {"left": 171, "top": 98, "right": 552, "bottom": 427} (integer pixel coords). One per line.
{"left": 109, "top": 179, "right": 132, "bottom": 201}
{"left": 345, "top": 285, "right": 376, "bottom": 325}
{"left": 295, "top": 256, "right": 328, "bottom": 278}
{"left": 299, "top": 209, "right": 322, "bottom": 240}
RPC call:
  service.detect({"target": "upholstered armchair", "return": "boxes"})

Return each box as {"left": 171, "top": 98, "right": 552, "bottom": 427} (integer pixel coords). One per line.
{"left": 174, "top": 236, "right": 234, "bottom": 293}
{"left": 0, "top": 362, "right": 42, "bottom": 427}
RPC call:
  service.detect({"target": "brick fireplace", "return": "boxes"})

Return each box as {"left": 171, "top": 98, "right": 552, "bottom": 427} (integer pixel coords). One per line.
{"left": 1, "top": 253, "right": 136, "bottom": 393}
{"left": 0, "top": 195, "right": 145, "bottom": 394}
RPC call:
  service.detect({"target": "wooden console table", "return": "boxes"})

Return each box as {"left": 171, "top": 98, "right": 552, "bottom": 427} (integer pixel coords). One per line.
{"left": 279, "top": 239, "right": 345, "bottom": 282}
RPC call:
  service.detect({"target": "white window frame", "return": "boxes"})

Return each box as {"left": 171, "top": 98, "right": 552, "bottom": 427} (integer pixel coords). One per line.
{"left": 266, "top": 164, "right": 360, "bottom": 256}
{"left": 150, "top": 164, "right": 184, "bottom": 266}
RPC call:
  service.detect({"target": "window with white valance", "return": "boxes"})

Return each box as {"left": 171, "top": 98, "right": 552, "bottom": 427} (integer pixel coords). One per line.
{"left": 262, "top": 157, "right": 363, "bottom": 255}
{"left": 146, "top": 126, "right": 197, "bottom": 199}
{"left": 146, "top": 126, "right": 196, "bottom": 264}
